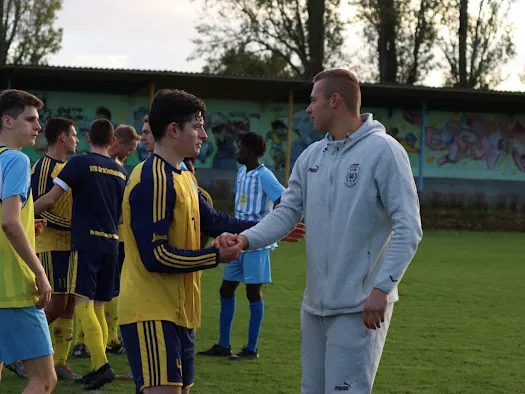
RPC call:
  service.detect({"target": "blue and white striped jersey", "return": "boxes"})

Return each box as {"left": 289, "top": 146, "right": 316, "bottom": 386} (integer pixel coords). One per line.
{"left": 234, "top": 164, "right": 285, "bottom": 249}
{"left": 234, "top": 164, "right": 284, "bottom": 249}
{"left": 234, "top": 164, "right": 284, "bottom": 221}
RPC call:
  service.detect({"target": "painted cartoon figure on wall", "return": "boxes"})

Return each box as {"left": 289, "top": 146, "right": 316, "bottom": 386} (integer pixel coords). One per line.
{"left": 266, "top": 110, "right": 323, "bottom": 171}
{"left": 266, "top": 119, "right": 290, "bottom": 170}
{"left": 206, "top": 113, "right": 250, "bottom": 170}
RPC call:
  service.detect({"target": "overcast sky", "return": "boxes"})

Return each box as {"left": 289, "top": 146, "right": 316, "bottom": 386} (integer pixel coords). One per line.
{"left": 48, "top": 0, "right": 525, "bottom": 92}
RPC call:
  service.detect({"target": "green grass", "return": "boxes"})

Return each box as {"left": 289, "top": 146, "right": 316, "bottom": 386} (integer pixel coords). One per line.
{"left": 2, "top": 231, "right": 525, "bottom": 393}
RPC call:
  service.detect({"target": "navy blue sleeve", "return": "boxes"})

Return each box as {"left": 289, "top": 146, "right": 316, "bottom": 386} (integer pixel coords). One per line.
{"left": 199, "top": 194, "right": 257, "bottom": 237}
{"left": 30, "top": 159, "right": 43, "bottom": 203}
{"left": 54, "top": 156, "right": 83, "bottom": 190}
{"left": 129, "top": 171, "right": 220, "bottom": 274}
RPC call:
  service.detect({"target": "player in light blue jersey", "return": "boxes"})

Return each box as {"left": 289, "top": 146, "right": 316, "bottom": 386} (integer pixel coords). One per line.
{"left": 198, "top": 131, "right": 285, "bottom": 360}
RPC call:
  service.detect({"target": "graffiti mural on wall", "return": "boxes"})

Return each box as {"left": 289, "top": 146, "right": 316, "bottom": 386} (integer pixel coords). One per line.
{"left": 168, "top": 102, "right": 323, "bottom": 171}
{"left": 424, "top": 114, "right": 525, "bottom": 173}
{"left": 19, "top": 90, "right": 525, "bottom": 180}
{"left": 23, "top": 91, "right": 151, "bottom": 168}
{"left": 367, "top": 107, "right": 525, "bottom": 180}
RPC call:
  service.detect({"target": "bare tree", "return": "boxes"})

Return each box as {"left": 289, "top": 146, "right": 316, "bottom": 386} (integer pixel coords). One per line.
{"left": 0, "top": 0, "right": 63, "bottom": 65}
{"left": 352, "top": 0, "right": 442, "bottom": 84}
{"left": 189, "top": 0, "right": 345, "bottom": 78}
{"left": 442, "top": 0, "right": 516, "bottom": 89}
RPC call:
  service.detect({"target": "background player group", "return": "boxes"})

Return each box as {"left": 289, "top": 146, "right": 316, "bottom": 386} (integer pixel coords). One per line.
{"left": 0, "top": 67, "right": 421, "bottom": 394}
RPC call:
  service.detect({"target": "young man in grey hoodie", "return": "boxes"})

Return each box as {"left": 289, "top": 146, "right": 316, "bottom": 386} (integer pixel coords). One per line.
{"left": 213, "top": 68, "right": 423, "bottom": 393}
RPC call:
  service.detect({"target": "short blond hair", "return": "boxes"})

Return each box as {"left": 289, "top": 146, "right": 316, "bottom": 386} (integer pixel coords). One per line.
{"left": 115, "top": 124, "right": 140, "bottom": 143}
{"left": 313, "top": 68, "right": 361, "bottom": 113}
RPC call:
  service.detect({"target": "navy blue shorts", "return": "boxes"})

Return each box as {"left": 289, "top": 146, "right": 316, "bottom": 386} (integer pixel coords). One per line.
{"left": 120, "top": 320, "right": 195, "bottom": 392}
{"left": 38, "top": 251, "right": 71, "bottom": 294}
{"left": 113, "top": 242, "right": 125, "bottom": 297}
{"left": 68, "top": 249, "right": 117, "bottom": 302}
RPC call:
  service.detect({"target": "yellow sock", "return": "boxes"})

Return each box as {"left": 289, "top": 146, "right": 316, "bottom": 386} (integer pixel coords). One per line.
{"left": 74, "top": 311, "right": 85, "bottom": 345}
{"left": 49, "top": 322, "right": 56, "bottom": 348}
{"left": 75, "top": 301, "right": 108, "bottom": 371}
{"left": 53, "top": 317, "right": 74, "bottom": 366}
{"left": 104, "top": 296, "right": 120, "bottom": 345}
{"left": 94, "top": 304, "right": 108, "bottom": 351}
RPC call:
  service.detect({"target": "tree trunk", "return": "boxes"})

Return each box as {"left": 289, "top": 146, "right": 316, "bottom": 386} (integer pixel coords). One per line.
{"left": 458, "top": 0, "right": 468, "bottom": 87}
{"left": 378, "top": 0, "right": 398, "bottom": 83}
{"left": 306, "top": 0, "right": 325, "bottom": 78}
{"left": 0, "top": 0, "right": 8, "bottom": 65}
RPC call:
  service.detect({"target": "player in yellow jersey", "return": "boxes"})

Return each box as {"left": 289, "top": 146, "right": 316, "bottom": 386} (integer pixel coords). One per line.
{"left": 118, "top": 89, "right": 264, "bottom": 393}
{"left": 35, "top": 119, "right": 128, "bottom": 390}
{"left": 0, "top": 89, "right": 57, "bottom": 392}
{"left": 106, "top": 124, "right": 140, "bottom": 354}
{"left": 31, "top": 117, "right": 81, "bottom": 381}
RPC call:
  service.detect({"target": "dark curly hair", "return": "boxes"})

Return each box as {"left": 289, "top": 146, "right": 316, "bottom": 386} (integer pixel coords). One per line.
{"left": 238, "top": 131, "right": 266, "bottom": 158}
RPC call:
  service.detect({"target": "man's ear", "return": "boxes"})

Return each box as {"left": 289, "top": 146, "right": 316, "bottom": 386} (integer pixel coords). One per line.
{"left": 109, "top": 136, "right": 117, "bottom": 146}
{"left": 330, "top": 93, "right": 342, "bottom": 109}
{"left": 2, "top": 114, "right": 12, "bottom": 130}
{"left": 167, "top": 122, "right": 179, "bottom": 139}
{"left": 86, "top": 134, "right": 91, "bottom": 144}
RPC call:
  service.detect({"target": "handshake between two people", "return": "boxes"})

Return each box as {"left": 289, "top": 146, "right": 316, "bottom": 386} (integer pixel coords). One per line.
{"left": 211, "top": 222, "right": 306, "bottom": 264}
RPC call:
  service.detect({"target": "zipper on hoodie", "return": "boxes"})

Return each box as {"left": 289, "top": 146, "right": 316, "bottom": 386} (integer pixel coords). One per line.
{"left": 322, "top": 144, "right": 339, "bottom": 312}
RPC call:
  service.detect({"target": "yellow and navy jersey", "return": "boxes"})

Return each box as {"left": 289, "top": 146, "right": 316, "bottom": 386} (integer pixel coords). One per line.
{"left": 118, "top": 154, "right": 255, "bottom": 329}
{"left": 115, "top": 158, "right": 126, "bottom": 244}
{"left": 0, "top": 146, "right": 38, "bottom": 307}
{"left": 31, "top": 155, "right": 72, "bottom": 253}
{"left": 198, "top": 186, "right": 213, "bottom": 207}
{"left": 197, "top": 186, "right": 213, "bottom": 246}
{"left": 54, "top": 153, "right": 128, "bottom": 255}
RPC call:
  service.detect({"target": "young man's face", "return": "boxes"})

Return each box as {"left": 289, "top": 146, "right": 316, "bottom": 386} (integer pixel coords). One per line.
{"left": 3, "top": 106, "right": 41, "bottom": 147}
{"left": 111, "top": 139, "right": 138, "bottom": 162}
{"left": 62, "top": 126, "right": 79, "bottom": 155}
{"left": 306, "top": 79, "right": 332, "bottom": 133}
{"left": 176, "top": 113, "right": 207, "bottom": 158}
{"left": 141, "top": 122, "right": 155, "bottom": 152}
{"left": 235, "top": 140, "right": 250, "bottom": 165}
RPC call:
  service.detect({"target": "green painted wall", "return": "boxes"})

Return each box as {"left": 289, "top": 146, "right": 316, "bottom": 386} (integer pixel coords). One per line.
{"left": 22, "top": 90, "right": 525, "bottom": 181}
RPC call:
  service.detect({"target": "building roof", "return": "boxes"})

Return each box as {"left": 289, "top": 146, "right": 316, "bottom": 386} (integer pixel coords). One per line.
{"left": 1, "top": 65, "right": 524, "bottom": 113}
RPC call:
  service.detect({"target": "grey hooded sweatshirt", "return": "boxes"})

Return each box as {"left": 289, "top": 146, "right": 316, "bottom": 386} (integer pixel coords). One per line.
{"left": 240, "top": 113, "right": 423, "bottom": 316}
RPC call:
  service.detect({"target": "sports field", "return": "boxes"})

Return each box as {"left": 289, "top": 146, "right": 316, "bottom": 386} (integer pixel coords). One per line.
{"left": 2, "top": 230, "right": 524, "bottom": 393}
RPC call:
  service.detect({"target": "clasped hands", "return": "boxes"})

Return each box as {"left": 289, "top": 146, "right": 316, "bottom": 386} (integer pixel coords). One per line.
{"left": 35, "top": 218, "right": 47, "bottom": 237}
{"left": 212, "top": 222, "right": 306, "bottom": 264}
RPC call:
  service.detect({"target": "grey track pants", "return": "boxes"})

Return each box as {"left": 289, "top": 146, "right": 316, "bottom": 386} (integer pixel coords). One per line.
{"left": 300, "top": 303, "right": 394, "bottom": 394}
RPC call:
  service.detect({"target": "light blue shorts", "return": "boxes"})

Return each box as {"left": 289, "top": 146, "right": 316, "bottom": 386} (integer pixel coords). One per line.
{"left": 223, "top": 249, "right": 272, "bottom": 284}
{"left": 0, "top": 306, "right": 53, "bottom": 364}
